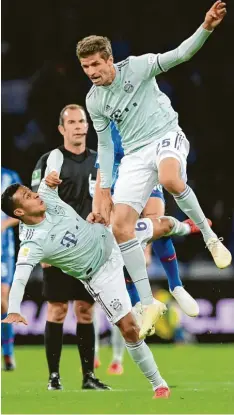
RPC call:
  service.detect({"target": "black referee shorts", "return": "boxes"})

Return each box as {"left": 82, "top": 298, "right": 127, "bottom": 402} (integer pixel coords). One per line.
{"left": 42, "top": 266, "right": 95, "bottom": 304}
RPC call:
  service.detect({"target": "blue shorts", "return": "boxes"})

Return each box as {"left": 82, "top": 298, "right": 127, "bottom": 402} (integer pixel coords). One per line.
{"left": 1, "top": 254, "right": 15, "bottom": 286}
{"left": 150, "top": 185, "right": 165, "bottom": 204}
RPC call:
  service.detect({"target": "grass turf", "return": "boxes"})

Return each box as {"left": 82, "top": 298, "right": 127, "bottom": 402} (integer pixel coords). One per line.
{"left": 2, "top": 344, "right": 234, "bottom": 414}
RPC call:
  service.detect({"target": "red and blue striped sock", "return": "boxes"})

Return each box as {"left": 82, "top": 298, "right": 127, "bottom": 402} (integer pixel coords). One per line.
{"left": 152, "top": 238, "right": 182, "bottom": 291}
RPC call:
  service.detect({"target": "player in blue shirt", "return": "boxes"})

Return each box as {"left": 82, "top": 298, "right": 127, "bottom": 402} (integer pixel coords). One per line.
{"left": 1, "top": 167, "right": 22, "bottom": 370}
{"left": 94, "top": 122, "right": 203, "bottom": 374}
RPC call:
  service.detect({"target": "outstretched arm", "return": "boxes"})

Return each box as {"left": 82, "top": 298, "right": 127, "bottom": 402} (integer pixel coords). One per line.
{"left": 1, "top": 264, "right": 33, "bottom": 325}
{"left": 1, "top": 240, "right": 44, "bottom": 324}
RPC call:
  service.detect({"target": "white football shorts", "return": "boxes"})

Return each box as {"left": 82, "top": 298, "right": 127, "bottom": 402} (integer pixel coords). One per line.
{"left": 82, "top": 218, "right": 153, "bottom": 324}
{"left": 113, "top": 129, "right": 190, "bottom": 214}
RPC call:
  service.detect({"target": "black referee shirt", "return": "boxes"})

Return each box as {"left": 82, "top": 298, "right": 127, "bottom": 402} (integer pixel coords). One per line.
{"left": 31, "top": 146, "right": 97, "bottom": 220}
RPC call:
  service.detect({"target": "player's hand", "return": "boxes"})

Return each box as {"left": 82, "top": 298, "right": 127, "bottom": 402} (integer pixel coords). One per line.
{"left": 1, "top": 313, "right": 28, "bottom": 325}
{"left": 1, "top": 218, "right": 19, "bottom": 232}
{"left": 100, "top": 189, "right": 113, "bottom": 226}
{"left": 86, "top": 212, "right": 106, "bottom": 224}
{"left": 45, "top": 172, "right": 62, "bottom": 189}
{"left": 41, "top": 262, "right": 52, "bottom": 269}
{"left": 203, "top": 1, "right": 227, "bottom": 30}
{"left": 1, "top": 220, "right": 9, "bottom": 233}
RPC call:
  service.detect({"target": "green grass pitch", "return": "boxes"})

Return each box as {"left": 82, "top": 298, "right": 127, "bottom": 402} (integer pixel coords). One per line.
{"left": 2, "top": 344, "right": 234, "bottom": 414}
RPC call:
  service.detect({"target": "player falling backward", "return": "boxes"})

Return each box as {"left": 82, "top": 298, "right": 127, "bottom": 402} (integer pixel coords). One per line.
{"left": 77, "top": 1, "right": 232, "bottom": 336}
{"left": 1, "top": 150, "right": 209, "bottom": 398}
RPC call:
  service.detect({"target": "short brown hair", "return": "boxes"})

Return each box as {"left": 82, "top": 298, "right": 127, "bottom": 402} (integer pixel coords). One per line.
{"left": 76, "top": 35, "right": 113, "bottom": 61}
{"left": 59, "top": 104, "right": 86, "bottom": 126}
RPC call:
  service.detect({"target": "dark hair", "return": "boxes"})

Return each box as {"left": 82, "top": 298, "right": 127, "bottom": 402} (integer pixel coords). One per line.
{"left": 76, "top": 35, "right": 112, "bottom": 61}
{"left": 1, "top": 183, "right": 21, "bottom": 219}
{"left": 59, "top": 104, "right": 86, "bottom": 126}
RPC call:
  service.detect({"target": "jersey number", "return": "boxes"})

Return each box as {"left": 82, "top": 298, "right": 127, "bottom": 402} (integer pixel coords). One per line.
{"left": 135, "top": 221, "right": 147, "bottom": 231}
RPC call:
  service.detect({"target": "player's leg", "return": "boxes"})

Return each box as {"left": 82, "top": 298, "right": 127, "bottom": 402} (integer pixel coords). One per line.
{"left": 1, "top": 257, "right": 16, "bottom": 371}
{"left": 112, "top": 151, "right": 166, "bottom": 337}
{"left": 84, "top": 253, "right": 170, "bottom": 398}
{"left": 108, "top": 325, "right": 125, "bottom": 375}
{"left": 142, "top": 190, "right": 183, "bottom": 291}
{"left": 93, "top": 304, "right": 101, "bottom": 368}
{"left": 43, "top": 267, "right": 69, "bottom": 390}
{"left": 135, "top": 217, "right": 199, "bottom": 317}
{"left": 156, "top": 131, "right": 231, "bottom": 268}
{"left": 117, "top": 314, "right": 170, "bottom": 398}
{"left": 1, "top": 283, "right": 15, "bottom": 370}
{"left": 107, "top": 266, "right": 140, "bottom": 375}
{"left": 46, "top": 301, "right": 67, "bottom": 390}
{"left": 67, "top": 277, "right": 110, "bottom": 390}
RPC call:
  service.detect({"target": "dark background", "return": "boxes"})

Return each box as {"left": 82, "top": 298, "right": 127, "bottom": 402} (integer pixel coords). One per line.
{"left": 1, "top": 0, "right": 234, "bottom": 342}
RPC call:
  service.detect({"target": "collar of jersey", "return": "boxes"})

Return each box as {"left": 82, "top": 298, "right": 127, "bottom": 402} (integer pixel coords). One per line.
{"left": 101, "top": 65, "right": 120, "bottom": 90}
{"left": 22, "top": 215, "right": 47, "bottom": 229}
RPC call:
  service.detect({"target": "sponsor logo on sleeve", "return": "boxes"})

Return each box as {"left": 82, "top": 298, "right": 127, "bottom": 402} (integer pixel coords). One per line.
{"left": 18, "top": 247, "right": 30, "bottom": 262}
{"left": 31, "top": 169, "right": 41, "bottom": 186}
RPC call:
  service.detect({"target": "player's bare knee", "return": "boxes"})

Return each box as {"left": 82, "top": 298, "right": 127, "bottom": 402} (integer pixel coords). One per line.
{"left": 113, "top": 205, "right": 139, "bottom": 242}
{"left": 74, "top": 300, "right": 94, "bottom": 324}
{"left": 150, "top": 216, "right": 172, "bottom": 239}
{"left": 160, "top": 176, "right": 185, "bottom": 194}
{"left": 47, "top": 302, "right": 68, "bottom": 323}
{"left": 113, "top": 223, "right": 135, "bottom": 242}
{"left": 159, "top": 217, "right": 173, "bottom": 236}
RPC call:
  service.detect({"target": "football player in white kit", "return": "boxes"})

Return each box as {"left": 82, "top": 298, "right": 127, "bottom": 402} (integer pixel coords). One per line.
{"left": 76, "top": 1, "right": 231, "bottom": 337}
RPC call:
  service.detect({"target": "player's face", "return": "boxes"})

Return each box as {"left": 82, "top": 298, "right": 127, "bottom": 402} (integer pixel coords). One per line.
{"left": 80, "top": 53, "right": 114, "bottom": 86}
{"left": 13, "top": 186, "right": 46, "bottom": 218}
{"left": 59, "top": 108, "right": 88, "bottom": 147}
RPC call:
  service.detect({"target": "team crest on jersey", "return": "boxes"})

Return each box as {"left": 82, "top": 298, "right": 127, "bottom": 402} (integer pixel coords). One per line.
{"left": 124, "top": 81, "right": 134, "bottom": 93}
{"left": 110, "top": 298, "right": 122, "bottom": 311}
{"left": 89, "top": 174, "right": 96, "bottom": 198}
{"left": 53, "top": 205, "right": 65, "bottom": 216}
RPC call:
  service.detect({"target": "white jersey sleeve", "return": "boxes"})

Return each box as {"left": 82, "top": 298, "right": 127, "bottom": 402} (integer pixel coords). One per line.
{"left": 130, "top": 25, "right": 212, "bottom": 79}
{"left": 17, "top": 241, "right": 44, "bottom": 267}
{"left": 86, "top": 92, "right": 114, "bottom": 188}
{"left": 8, "top": 241, "right": 44, "bottom": 314}
{"left": 8, "top": 264, "right": 33, "bottom": 314}
{"left": 86, "top": 88, "right": 110, "bottom": 133}
{"left": 37, "top": 149, "right": 64, "bottom": 206}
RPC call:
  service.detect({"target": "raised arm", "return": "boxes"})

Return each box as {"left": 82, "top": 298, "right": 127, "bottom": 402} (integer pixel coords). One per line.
{"left": 37, "top": 149, "right": 64, "bottom": 206}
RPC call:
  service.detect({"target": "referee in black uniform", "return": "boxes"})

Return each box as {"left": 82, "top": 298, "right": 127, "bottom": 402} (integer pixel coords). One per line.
{"left": 31, "top": 104, "right": 109, "bottom": 390}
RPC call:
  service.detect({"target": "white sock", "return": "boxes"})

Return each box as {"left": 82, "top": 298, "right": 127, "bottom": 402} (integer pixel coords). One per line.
{"left": 125, "top": 340, "right": 167, "bottom": 391}
{"left": 174, "top": 185, "right": 216, "bottom": 243}
{"left": 93, "top": 309, "right": 100, "bottom": 358}
{"left": 119, "top": 239, "right": 153, "bottom": 305}
{"left": 165, "top": 216, "right": 191, "bottom": 236}
{"left": 111, "top": 325, "right": 125, "bottom": 363}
